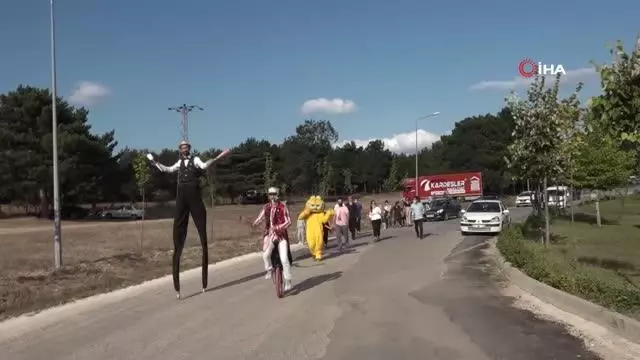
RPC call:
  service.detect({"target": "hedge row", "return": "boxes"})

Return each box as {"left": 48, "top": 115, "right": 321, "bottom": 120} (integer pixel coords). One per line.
{"left": 497, "top": 220, "right": 640, "bottom": 315}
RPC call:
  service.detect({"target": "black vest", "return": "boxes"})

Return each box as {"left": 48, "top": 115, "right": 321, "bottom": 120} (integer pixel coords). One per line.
{"left": 178, "top": 157, "right": 201, "bottom": 185}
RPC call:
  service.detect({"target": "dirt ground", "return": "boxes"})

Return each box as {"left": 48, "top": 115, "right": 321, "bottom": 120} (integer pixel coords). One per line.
{"left": 0, "top": 193, "right": 402, "bottom": 321}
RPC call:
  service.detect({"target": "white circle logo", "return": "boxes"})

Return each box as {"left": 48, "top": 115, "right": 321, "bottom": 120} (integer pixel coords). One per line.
{"left": 420, "top": 179, "right": 431, "bottom": 192}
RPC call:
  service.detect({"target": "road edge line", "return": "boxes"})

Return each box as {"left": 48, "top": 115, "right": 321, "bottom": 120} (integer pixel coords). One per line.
{"left": 487, "top": 236, "right": 640, "bottom": 344}
{"left": 0, "top": 241, "right": 315, "bottom": 332}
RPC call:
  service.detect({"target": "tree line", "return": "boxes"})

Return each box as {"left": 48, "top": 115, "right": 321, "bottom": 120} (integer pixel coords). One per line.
{"left": 2, "top": 39, "right": 637, "bottom": 217}
{"left": 0, "top": 86, "right": 518, "bottom": 215}
{"left": 505, "top": 39, "right": 640, "bottom": 245}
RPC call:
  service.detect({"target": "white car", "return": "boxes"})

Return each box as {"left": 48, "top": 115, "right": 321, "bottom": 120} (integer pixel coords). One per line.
{"left": 515, "top": 191, "right": 534, "bottom": 207}
{"left": 460, "top": 199, "right": 510, "bottom": 235}
{"left": 101, "top": 204, "right": 144, "bottom": 220}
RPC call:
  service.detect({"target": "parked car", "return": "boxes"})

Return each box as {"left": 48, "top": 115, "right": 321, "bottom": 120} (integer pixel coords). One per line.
{"left": 101, "top": 204, "right": 144, "bottom": 220}
{"left": 238, "top": 190, "right": 268, "bottom": 205}
{"left": 460, "top": 199, "right": 510, "bottom": 235}
{"left": 47, "top": 205, "right": 90, "bottom": 220}
{"left": 515, "top": 191, "right": 534, "bottom": 207}
{"left": 424, "top": 198, "right": 462, "bottom": 221}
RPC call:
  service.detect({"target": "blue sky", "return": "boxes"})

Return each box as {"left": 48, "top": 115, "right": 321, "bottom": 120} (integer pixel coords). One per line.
{"left": 1, "top": 0, "right": 638, "bottom": 153}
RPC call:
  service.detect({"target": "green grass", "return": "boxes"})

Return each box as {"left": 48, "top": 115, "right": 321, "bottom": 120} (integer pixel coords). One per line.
{"left": 552, "top": 196, "right": 640, "bottom": 290}
{"left": 497, "top": 195, "right": 640, "bottom": 319}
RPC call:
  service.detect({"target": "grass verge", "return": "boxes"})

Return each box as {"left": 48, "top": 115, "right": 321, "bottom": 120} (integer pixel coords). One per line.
{"left": 497, "top": 196, "right": 640, "bottom": 319}
{"left": 0, "top": 194, "right": 392, "bottom": 322}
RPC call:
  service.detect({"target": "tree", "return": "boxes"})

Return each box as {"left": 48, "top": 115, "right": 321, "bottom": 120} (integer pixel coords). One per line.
{"left": 132, "top": 154, "right": 150, "bottom": 251}
{"left": 317, "top": 158, "right": 333, "bottom": 196}
{"left": 280, "top": 119, "right": 338, "bottom": 194}
{"left": 439, "top": 108, "right": 515, "bottom": 193}
{"left": 0, "top": 86, "right": 118, "bottom": 216}
{"left": 342, "top": 168, "right": 354, "bottom": 194}
{"left": 505, "top": 74, "right": 583, "bottom": 246}
{"left": 590, "top": 39, "right": 640, "bottom": 143}
{"left": 572, "top": 133, "right": 635, "bottom": 227}
{"left": 383, "top": 157, "right": 400, "bottom": 192}
{"left": 263, "top": 151, "right": 277, "bottom": 190}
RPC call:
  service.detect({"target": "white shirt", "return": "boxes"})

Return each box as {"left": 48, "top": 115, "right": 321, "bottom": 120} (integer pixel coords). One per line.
{"left": 153, "top": 156, "right": 212, "bottom": 173}
{"left": 369, "top": 206, "right": 382, "bottom": 221}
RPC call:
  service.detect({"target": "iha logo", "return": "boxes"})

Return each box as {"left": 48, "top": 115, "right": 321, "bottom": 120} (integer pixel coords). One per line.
{"left": 518, "top": 58, "right": 566, "bottom": 78}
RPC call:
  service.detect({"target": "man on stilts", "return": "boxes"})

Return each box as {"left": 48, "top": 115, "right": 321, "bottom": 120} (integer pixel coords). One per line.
{"left": 147, "top": 141, "right": 229, "bottom": 299}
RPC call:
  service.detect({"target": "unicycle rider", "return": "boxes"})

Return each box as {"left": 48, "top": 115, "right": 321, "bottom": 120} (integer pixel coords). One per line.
{"left": 252, "top": 187, "right": 293, "bottom": 291}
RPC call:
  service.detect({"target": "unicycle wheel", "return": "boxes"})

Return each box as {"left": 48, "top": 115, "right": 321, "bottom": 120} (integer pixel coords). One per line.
{"left": 274, "top": 266, "right": 284, "bottom": 298}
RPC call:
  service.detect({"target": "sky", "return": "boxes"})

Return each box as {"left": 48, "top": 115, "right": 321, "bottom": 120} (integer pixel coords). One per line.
{"left": 1, "top": 0, "right": 638, "bottom": 154}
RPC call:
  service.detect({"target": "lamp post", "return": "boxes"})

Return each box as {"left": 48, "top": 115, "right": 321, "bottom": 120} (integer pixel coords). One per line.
{"left": 414, "top": 112, "right": 440, "bottom": 198}
{"left": 168, "top": 104, "right": 204, "bottom": 142}
{"left": 50, "top": 0, "right": 62, "bottom": 269}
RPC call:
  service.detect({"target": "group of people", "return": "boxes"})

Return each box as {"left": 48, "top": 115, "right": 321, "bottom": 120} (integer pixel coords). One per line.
{"left": 378, "top": 199, "right": 421, "bottom": 229}
{"left": 147, "top": 140, "right": 433, "bottom": 299}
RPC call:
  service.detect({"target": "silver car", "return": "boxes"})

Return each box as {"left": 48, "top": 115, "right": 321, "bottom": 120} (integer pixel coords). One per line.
{"left": 101, "top": 205, "right": 144, "bottom": 220}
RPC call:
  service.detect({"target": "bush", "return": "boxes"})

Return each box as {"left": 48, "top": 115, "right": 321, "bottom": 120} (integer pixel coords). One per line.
{"left": 497, "top": 221, "right": 640, "bottom": 314}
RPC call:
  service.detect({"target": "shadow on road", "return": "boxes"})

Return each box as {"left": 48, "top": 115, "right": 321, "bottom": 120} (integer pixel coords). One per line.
{"left": 323, "top": 247, "right": 357, "bottom": 260}
{"left": 289, "top": 271, "right": 342, "bottom": 296}
{"left": 202, "top": 271, "right": 266, "bottom": 295}
{"left": 373, "top": 235, "right": 395, "bottom": 243}
{"left": 293, "top": 240, "right": 368, "bottom": 262}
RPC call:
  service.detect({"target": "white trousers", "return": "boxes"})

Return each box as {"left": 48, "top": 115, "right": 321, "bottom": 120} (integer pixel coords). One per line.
{"left": 263, "top": 238, "right": 292, "bottom": 280}
{"left": 296, "top": 220, "right": 306, "bottom": 245}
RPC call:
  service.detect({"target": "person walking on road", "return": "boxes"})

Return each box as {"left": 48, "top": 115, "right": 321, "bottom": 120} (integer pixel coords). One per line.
{"left": 322, "top": 218, "right": 331, "bottom": 249}
{"left": 353, "top": 197, "right": 362, "bottom": 233}
{"left": 296, "top": 218, "right": 306, "bottom": 247}
{"left": 147, "top": 142, "right": 229, "bottom": 299}
{"left": 347, "top": 196, "right": 359, "bottom": 240}
{"left": 334, "top": 197, "right": 350, "bottom": 250}
{"left": 410, "top": 196, "right": 425, "bottom": 239}
{"left": 404, "top": 200, "right": 413, "bottom": 227}
{"left": 393, "top": 201, "right": 404, "bottom": 227}
{"left": 382, "top": 200, "right": 391, "bottom": 230}
{"left": 369, "top": 200, "right": 383, "bottom": 242}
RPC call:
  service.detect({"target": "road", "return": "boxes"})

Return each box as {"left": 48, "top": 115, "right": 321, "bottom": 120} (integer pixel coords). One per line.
{"left": 0, "top": 208, "right": 601, "bottom": 360}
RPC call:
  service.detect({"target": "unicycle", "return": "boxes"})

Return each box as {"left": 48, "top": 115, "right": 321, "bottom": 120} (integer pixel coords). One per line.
{"left": 270, "top": 239, "right": 285, "bottom": 298}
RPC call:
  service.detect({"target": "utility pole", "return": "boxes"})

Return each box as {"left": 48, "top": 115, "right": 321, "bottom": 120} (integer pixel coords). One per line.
{"left": 168, "top": 104, "right": 204, "bottom": 141}
{"left": 50, "top": 0, "right": 62, "bottom": 269}
{"left": 414, "top": 112, "right": 440, "bottom": 198}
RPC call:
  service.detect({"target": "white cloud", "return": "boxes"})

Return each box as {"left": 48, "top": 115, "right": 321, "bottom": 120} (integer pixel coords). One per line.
{"left": 468, "top": 67, "right": 597, "bottom": 91}
{"left": 69, "top": 81, "right": 111, "bottom": 106}
{"left": 336, "top": 129, "right": 441, "bottom": 154}
{"left": 301, "top": 97, "right": 357, "bottom": 114}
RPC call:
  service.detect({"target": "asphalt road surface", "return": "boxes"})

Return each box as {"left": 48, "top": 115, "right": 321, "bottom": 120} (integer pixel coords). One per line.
{"left": 0, "top": 208, "right": 601, "bottom": 360}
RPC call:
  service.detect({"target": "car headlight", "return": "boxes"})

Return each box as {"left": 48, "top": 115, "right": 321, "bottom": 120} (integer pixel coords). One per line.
{"left": 437, "top": 209, "right": 444, "bottom": 213}
{"left": 491, "top": 216, "right": 500, "bottom": 222}
{"left": 462, "top": 216, "right": 468, "bottom": 222}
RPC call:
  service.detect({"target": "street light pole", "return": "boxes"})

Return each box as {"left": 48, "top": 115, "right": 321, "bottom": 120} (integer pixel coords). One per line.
{"left": 168, "top": 104, "right": 204, "bottom": 142}
{"left": 414, "top": 112, "right": 441, "bottom": 198}
{"left": 50, "top": 0, "right": 62, "bottom": 269}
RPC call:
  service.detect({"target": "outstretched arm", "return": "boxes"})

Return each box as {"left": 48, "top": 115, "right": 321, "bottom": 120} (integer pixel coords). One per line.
{"left": 298, "top": 208, "right": 311, "bottom": 220}
{"left": 253, "top": 208, "right": 266, "bottom": 226}
{"left": 153, "top": 159, "right": 180, "bottom": 173}
{"left": 321, "top": 209, "right": 334, "bottom": 223}
{"left": 194, "top": 149, "right": 231, "bottom": 170}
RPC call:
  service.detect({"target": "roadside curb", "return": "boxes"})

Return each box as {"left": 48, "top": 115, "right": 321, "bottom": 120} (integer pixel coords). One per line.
{"left": 0, "top": 232, "right": 373, "bottom": 333}
{"left": 487, "top": 237, "right": 640, "bottom": 344}
{"left": 0, "top": 244, "right": 289, "bottom": 333}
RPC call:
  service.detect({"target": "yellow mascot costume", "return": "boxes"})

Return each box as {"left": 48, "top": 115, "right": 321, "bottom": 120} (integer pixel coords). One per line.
{"left": 298, "top": 195, "right": 334, "bottom": 261}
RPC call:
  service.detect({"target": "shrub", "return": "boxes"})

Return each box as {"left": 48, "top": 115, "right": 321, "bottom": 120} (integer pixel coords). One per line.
{"left": 497, "top": 220, "right": 640, "bottom": 315}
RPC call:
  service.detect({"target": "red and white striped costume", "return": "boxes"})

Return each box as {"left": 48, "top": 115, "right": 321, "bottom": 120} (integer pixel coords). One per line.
{"left": 253, "top": 200, "right": 293, "bottom": 281}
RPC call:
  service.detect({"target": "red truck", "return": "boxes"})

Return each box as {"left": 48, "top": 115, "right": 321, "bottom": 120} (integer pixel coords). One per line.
{"left": 402, "top": 172, "right": 483, "bottom": 201}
